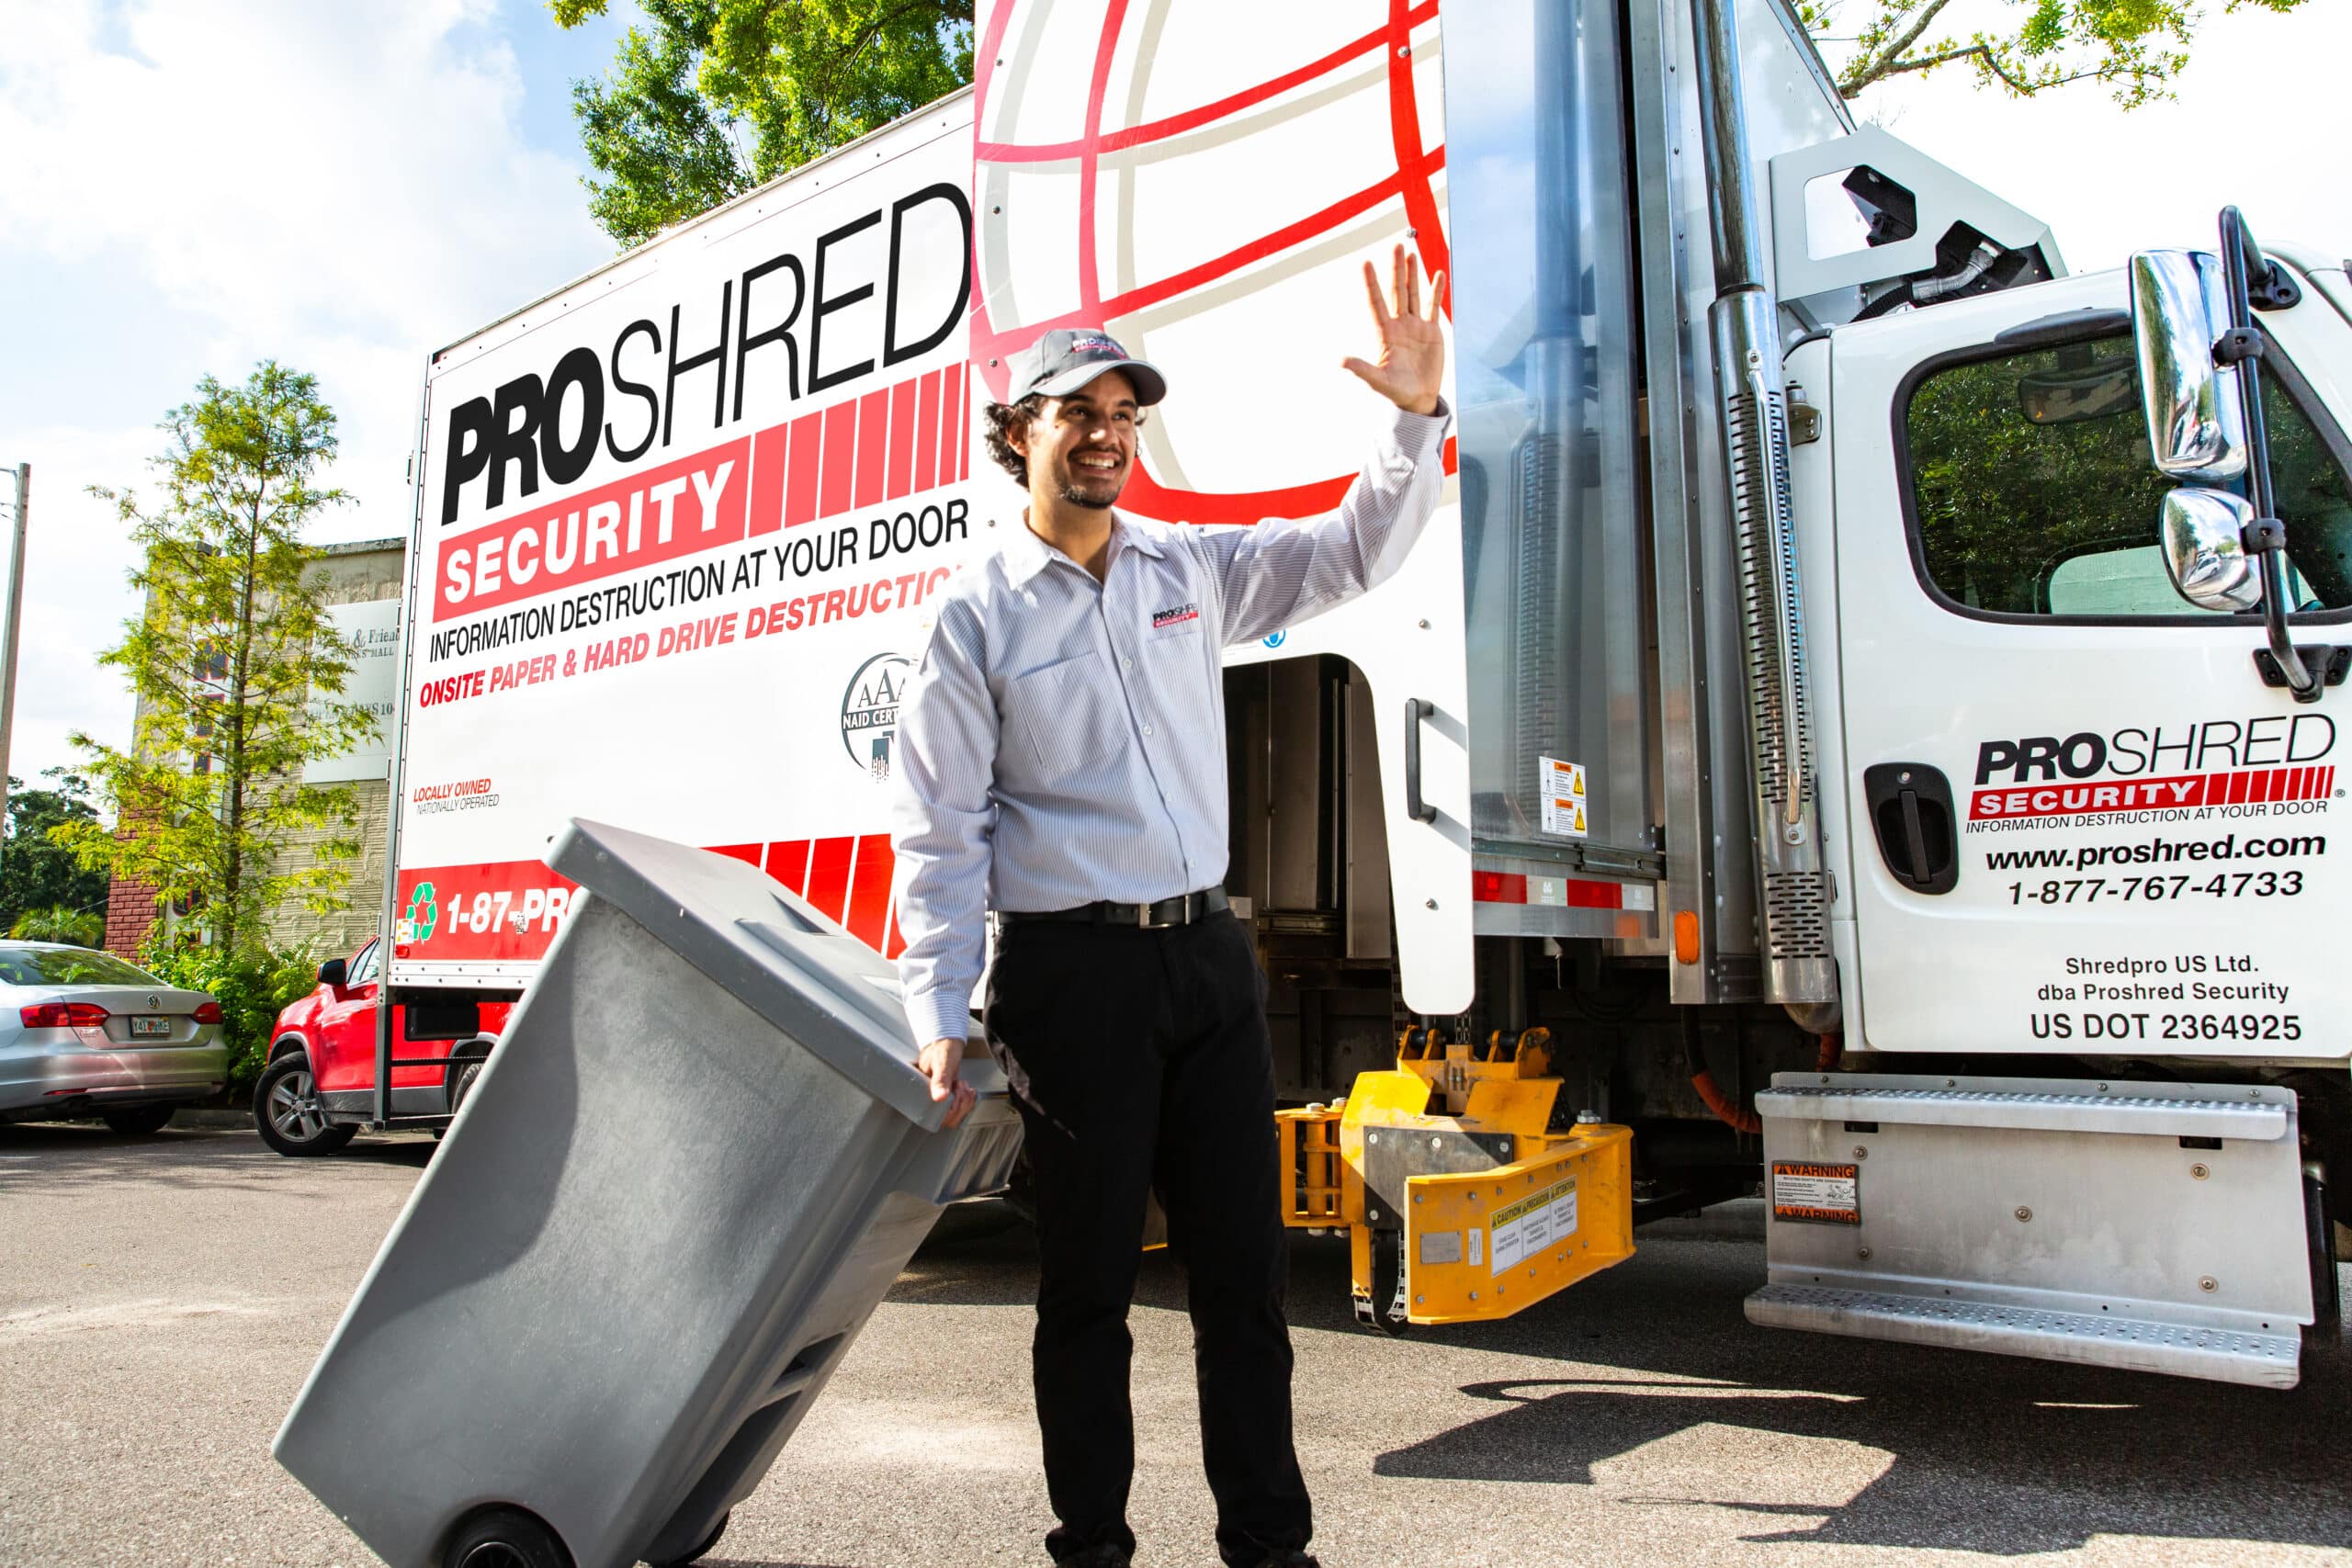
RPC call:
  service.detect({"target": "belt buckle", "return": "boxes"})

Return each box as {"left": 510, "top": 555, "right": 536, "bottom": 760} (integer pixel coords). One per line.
{"left": 1136, "top": 895, "right": 1186, "bottom": 930}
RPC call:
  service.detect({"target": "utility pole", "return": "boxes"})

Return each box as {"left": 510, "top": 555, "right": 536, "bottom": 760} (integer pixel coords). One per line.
{"left": 0, "top": 463, "right": 28, "bottom": 873}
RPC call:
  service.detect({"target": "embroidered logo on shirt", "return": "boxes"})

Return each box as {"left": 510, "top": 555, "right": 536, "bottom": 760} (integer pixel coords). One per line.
{"left": 1151, "top": 603, "right": 1200, "bottom": 630}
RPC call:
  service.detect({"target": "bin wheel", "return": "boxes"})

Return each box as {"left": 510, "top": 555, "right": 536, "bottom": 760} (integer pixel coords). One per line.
{"left": 650, "top": 1509, "right": 729, "bottom": 1566}
{"left": 443, "top": 1506, "right": 572, "bottom": 1568}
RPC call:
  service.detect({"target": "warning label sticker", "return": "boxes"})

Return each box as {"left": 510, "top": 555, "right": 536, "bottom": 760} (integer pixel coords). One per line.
{"left": 1540, "top": 756, "right": 1588, "bottom": 839}
{"left": 1771, "top": 1161, "right": 1861, "bottom": 1224}
{"left": 1491, "top": 1177, "right": 1578, "bottom": 1275}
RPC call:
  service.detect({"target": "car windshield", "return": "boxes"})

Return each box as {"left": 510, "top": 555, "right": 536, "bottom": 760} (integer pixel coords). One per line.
{"left": 0, "top": 946, "right": 167, "bottom": 987}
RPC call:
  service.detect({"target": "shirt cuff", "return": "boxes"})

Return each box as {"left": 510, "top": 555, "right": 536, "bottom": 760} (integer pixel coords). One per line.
{"left": 904, "top": 987, "right": 978, "bottom": 1049}
{"left": 1390, "top": 396, "right": 1453, "bottom": 448}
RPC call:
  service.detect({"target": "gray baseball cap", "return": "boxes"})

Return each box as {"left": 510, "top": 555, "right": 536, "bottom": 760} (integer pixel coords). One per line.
{"left": 1006, "top": 328, "right": 1168, "bottom": 406}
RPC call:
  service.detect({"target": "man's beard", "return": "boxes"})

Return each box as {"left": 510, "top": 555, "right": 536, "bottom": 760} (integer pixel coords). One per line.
{"left": 1055, "top": 480, "right": 1118, "bottom": 510}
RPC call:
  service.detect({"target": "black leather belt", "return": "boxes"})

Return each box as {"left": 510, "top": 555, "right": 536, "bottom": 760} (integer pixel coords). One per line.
{"left": 1001, "top": 886, "right": 1229, "bottom": 930}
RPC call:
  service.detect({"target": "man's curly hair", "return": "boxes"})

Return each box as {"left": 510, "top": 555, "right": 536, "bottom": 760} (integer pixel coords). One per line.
{"left": 983, "top": 395, "right": 1046, "bottom": 488}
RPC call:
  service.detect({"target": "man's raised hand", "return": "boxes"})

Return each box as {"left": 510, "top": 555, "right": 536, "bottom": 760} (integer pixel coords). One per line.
{"left": 1341, "top": 243, "right": 1446, "bottom": 416}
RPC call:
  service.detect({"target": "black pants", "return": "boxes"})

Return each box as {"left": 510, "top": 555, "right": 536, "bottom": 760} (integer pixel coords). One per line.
{"left": 985, "top": 910, "right": 1311, "bottom": 1566}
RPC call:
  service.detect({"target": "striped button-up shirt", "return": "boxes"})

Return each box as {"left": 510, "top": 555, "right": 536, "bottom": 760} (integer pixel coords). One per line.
{"left": 889, "top": 400, "right": 1451, "bottom": 1047}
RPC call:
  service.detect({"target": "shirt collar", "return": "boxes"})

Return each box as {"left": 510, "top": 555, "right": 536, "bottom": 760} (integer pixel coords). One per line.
{"left": 1001, "top": 510, "right": 1163, "bottom": 588}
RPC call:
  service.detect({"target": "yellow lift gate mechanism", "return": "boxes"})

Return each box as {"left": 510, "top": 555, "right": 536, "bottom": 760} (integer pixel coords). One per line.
{"left": 1275, "top": 1027, "right": 1634, "bottom": 1330}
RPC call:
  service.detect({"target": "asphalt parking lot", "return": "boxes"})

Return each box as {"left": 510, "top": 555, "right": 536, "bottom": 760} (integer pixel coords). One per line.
{"left": 4, "top": 1121, "right": 2348, "bottom": 1568}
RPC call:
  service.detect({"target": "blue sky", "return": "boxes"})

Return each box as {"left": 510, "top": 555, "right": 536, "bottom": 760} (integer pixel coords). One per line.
{"left": 2, "top": 0, "right": 2346, "bottom": 794}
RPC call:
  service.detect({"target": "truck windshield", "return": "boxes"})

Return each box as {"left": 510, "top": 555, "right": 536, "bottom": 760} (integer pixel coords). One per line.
{"left": 1905, "top": 332, "right": 2352, "bottom": 617}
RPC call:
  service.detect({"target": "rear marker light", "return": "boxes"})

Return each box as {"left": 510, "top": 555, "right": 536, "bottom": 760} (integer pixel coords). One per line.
{"left": 192, "top": 1001, "right": 224, "bottom": 1024}
{"left": 21, "top": 1001, "right": 110, "bottom": 1028}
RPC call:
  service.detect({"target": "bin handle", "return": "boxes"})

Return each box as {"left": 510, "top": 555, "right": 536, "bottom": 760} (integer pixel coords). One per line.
{"left": 1404, "top": 698, "right": 1437, "bottom": 823}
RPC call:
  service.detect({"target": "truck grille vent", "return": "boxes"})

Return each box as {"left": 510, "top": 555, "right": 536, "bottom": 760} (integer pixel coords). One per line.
{"left": 1724, "top": 385, "right": 1814, "bottom": 818}
{"left": 1763, "top": 871, "right": 1832, "bottom": 959}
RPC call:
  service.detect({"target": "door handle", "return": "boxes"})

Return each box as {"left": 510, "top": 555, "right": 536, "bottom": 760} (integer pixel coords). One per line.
{"left": 1861, "top": 762, "right": 1957, "bottom": 894}
{"left": 1404, "top": 698, "right": 1437, "bottom": 823}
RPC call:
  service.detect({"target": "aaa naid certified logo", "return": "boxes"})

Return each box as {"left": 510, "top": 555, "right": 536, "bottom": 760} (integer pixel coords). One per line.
{"left": 842, "top": 653, "right": 913, "bottom": 779}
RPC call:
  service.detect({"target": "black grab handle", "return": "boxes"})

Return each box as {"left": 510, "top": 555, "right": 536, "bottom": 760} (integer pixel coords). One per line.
{"left": 1404, "top": 698, "right": 1436, "bottom": 823}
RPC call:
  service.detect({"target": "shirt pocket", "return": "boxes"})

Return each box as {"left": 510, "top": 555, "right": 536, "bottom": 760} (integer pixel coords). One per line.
{"left": 1005, "top": 650, "right": 1125, "bottom": 779}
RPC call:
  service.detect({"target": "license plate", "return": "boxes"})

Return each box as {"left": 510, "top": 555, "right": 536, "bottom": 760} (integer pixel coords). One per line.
{"left": 129, "top": 1015, "right": 173, "bottom": 1039}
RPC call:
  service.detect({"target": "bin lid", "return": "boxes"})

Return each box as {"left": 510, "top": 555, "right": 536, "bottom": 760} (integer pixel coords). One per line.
{"left": 547, "top": 818, "right": 959, "bottom": 1128}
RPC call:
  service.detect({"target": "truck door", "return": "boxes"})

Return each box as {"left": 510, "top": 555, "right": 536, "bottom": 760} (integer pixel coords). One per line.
{"left": 1830, "top": 269, "right": 2352, "bottom": 1058}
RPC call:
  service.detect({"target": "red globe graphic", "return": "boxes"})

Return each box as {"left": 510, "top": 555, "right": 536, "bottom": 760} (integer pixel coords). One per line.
{"left": 972, "top": 0, "right": 1453, "bottom": 526}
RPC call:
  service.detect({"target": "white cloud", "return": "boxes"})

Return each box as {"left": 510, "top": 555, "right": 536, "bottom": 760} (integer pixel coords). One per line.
{"left": 0, "top": 0, "right": 614, "bottom": 780}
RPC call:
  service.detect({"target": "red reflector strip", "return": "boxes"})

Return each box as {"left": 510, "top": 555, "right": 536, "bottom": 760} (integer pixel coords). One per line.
{"left": 1471, "top": 870, "right": 1628, "bottom": 908}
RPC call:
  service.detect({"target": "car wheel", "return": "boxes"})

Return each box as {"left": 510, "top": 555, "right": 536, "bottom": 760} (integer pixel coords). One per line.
{"left": 441, "top": 1506, "right": 571, "bottom": 1568}
{"left": 254, "top": 1055, "right": 356, "bottom": 1157}
{"left": 100, "top": 1102, "right": 177, "bottom": 1135}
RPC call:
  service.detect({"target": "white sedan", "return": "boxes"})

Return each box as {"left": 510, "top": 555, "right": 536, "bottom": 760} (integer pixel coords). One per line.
{"left": 0, "top": 943, "right": 227, "bottom": 1134}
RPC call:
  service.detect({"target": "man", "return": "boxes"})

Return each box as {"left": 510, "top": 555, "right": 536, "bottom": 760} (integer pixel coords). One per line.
{"left": 889, "top": 245, "right": 1448, "bottom": 1568}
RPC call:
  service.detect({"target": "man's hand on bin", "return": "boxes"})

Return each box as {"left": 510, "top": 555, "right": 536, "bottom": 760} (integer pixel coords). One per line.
{"left": 920, "top": 1037, "right": 978, "bottom": 1128}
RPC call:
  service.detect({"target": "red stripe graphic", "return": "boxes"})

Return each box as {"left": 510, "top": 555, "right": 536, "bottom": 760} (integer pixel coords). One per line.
{"left": 844, "top": 834, "right": 894, "bottom": 949}
{"left": 749, "top": 420, "right": 789, "bottom": 536}
{"left": 914, "top": 369, "right": 943, "bottom": 492}
{"left": 784, "top": 412, "right": 822, "bottom": 528}
{"left": 804, "top": 836, "right": 855, "bottom": 923}
{"left": 888, "top": 377, "right": 919, "bottom": 501}
{"left": 820, "top": 400, "right": 857, "bottom": 520}
{"left": 766, "top": 840, "right": 812, "bottom": 895}
{"left": 708, "top": 842, "right": 764, "bottom": 870}
{"left": 854, "top": 388, "right": 890, "bottom": 509}
{"left": 1970, "top": 766, "right": 2336, "bottom": 821}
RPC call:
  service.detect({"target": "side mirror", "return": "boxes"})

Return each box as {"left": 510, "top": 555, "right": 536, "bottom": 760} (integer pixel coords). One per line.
{"left": 318, "top": 957, "right": 348, "bottom": 989}
{"left": 2130, "top": 249, "right": 2247, "bottom": 481}
{"left": 2160, "top": 488, "right": 2263, "bottom": 612}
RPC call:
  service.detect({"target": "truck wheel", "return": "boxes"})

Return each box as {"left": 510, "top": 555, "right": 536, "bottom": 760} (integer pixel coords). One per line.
{"left": 100, "top": 1102, "right": 177, "bottom": 1135}
{"left": 442, "top": 1506, "right": 571, "bottom": 1568}
{"left": 254, "top": 1055, "right": 356, "bottom": 1157}
{"left": 650, "top": 1510, "right": 729, "bottom": 1566}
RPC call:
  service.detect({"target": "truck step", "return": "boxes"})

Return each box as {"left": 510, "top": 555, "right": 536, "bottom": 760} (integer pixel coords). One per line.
{"left": 1745, "top": 1281, "right": 2302, "bottom": 1388}
{"left": 1754, "top": 1080, "right": 2287, "bottom": 1140}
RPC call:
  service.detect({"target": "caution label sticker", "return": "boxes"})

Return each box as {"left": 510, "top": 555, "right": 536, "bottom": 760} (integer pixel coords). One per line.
{"left": 1490, "top": 1177, "right": 1578, "bottom": 1275}
{"left": 1771, "top": 1161, "right": 1861, "bottom": 1224}
{"left": 1540, "top": 756, "right": 1588, "bottom": 839}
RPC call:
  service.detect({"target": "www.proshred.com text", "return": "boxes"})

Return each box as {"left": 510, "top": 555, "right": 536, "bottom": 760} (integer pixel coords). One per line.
{"left": 1984, "top": 832, "right": 2324, "bottom": 873}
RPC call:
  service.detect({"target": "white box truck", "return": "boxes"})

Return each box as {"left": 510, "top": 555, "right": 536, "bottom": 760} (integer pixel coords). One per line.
{"left": 342, "top": 0, "right": 2351, "bottom": 1385}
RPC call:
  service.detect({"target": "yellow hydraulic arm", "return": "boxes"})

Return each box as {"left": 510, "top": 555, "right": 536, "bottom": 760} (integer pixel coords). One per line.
{"left": 1276, "top": 1026, "right": 1634, "bottom": 1331}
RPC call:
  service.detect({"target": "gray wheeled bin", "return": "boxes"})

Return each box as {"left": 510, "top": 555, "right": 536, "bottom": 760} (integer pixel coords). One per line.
{"left": 274, "top": 818, "right": 1023, "bottom": 1568}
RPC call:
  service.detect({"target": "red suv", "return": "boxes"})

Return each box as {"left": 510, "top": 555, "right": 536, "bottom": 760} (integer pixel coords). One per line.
{"left": 254, "top": 938, "right": 513, "bottom": 1156}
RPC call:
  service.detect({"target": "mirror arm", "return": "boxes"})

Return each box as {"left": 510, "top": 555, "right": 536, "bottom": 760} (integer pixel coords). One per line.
{"left": 2218, "top": 207, "right": 2321, "bottom": 702}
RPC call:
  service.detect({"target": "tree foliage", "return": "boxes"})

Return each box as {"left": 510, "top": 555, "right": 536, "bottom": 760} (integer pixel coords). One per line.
{"left": 1807, "top": 0, "right": 2309, "bottom": 107}
{"left": 10, "top": 905, "right": 103, "bottom": 947}
{"left": 60, "top": 363, "right": 376, "bottom": 958}
{"left": 552, "top": 0, "right": 973, "bottom": 246}
{"left": 0, "top": 770, "right": 107, "bottom": 934}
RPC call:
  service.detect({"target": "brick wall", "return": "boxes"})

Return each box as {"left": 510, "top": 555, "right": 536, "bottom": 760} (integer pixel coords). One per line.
{"left": 103, "top": 875, "right": 161, "bottom": 959}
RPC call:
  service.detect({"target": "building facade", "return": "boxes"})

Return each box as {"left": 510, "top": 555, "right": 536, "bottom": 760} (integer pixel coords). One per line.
{"left": 104, "top": 537, "right": 406, "bottom": 961}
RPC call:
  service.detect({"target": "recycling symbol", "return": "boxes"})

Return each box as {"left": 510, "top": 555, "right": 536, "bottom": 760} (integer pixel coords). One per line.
{"left": 405, "top": 882, "right": 439, "bottom": 942}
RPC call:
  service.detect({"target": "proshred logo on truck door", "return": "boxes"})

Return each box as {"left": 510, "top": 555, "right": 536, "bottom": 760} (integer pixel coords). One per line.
{"left": 390, "top": 105, "right": 982, "bottom": 981}
{"left": 1951, "top": 707, "right": 2339, "bottom": 1052}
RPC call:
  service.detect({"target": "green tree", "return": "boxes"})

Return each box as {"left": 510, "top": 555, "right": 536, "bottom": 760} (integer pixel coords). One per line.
{"left": 0, "top": 770, "right": 107, "bottom": 933}
{"left": 10, "top": 906, "right": 103, "bottom": 947}
{"left": 1808, "top": 0, "right": 2309, "bottom": 107}
{"left": 59, "top": 363, "right": 377, "bottom": 958}
{"left": 551, "top": 0, "right": 973, "bottom": 246}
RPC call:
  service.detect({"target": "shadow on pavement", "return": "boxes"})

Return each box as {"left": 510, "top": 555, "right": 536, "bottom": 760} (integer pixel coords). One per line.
{"left": 1347, "top": 1229, "right": 2352, "bottom": 1555}
{"left": 0, "top": 1121, "right": 437, "bottom": 1192}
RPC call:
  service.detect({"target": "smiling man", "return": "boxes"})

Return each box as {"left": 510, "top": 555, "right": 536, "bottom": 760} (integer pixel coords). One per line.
{"left": 888, "top": 247, "right": 1449, "bottom": 1568}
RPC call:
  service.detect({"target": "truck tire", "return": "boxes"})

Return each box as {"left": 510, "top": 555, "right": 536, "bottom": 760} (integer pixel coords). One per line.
{"left": 100, "top": 1102, "right": 176, "bottom": 1135}
{"left": 254, "top": 1055, "right": 356, "bottom": 1157}
{"left": 442, "top": 1506, "right": 571, "bottom": 1568}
